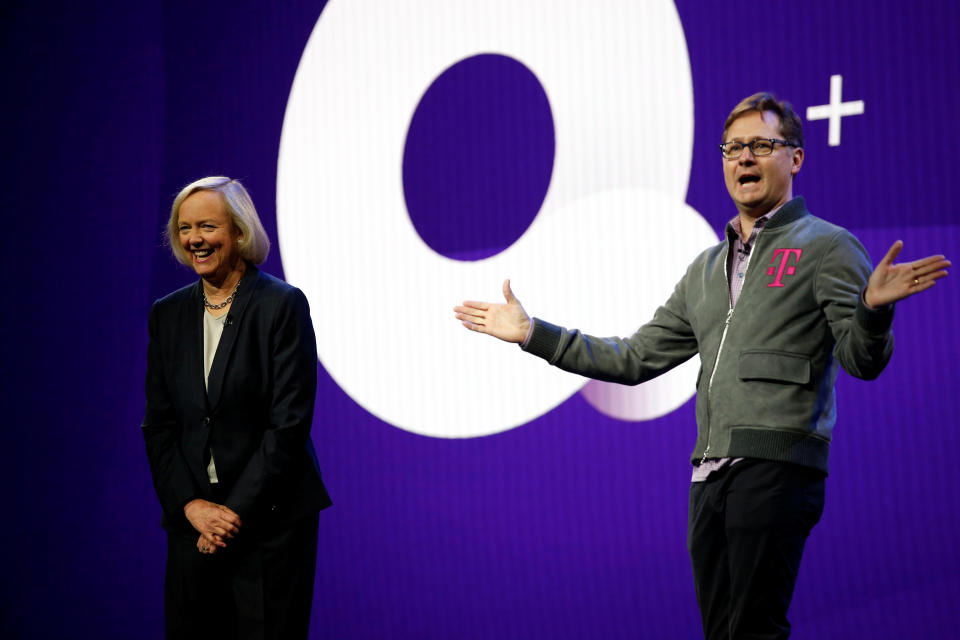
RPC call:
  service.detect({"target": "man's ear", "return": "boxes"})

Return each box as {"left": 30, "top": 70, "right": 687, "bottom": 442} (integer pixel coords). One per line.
{"left": 791, "top": 147, "right": 804, "bottom": 176}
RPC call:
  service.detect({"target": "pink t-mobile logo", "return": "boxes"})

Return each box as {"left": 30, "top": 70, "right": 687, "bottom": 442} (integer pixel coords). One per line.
{"left": 767, "top": 248, "right": 803, "bottom": 287}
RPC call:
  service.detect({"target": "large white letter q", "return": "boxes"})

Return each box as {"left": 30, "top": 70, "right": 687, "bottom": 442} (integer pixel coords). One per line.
{"left": 277, "top": 0, "right": 716, "bottom": 437}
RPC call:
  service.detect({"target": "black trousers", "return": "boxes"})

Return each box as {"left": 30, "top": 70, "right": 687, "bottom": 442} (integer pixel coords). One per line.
{"left": 688, "top": 459, "right": 825, "bottom": 640}
{"left": 164, "top": 512, "right": 320, "bottom": 640}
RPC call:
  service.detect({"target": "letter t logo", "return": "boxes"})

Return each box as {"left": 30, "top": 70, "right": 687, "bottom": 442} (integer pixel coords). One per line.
{"left": 767, "top": 248, "right": 803, "bottom": 287}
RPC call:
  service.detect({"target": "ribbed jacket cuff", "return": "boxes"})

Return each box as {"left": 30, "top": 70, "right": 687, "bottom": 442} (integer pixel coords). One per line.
{"left": 521, "top": 318, "right": 563, "bottom": 362}
{"left": 856, "top": 297, "right": 894, "bottom": 334}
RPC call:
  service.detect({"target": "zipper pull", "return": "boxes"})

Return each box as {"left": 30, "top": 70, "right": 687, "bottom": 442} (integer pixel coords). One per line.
{"left": 700, "top": 448, "right": 710, "bottom": 465}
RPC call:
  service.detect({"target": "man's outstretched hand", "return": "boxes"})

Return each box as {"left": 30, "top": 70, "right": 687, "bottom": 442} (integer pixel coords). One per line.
{"left": 454, "top": 279, "right": 531, "bottom": 344}
{"left": 865, "top": 241, "right": 950, "bottom": 308}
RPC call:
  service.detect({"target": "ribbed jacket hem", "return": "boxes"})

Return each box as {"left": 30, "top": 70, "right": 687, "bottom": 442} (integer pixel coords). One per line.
{"left": 700, "top": 426, "right": 832, "bottom": 475}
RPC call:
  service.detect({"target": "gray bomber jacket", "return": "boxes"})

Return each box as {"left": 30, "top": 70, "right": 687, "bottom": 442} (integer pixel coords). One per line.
{"left": 522, "top": 197, "right": 894, "bottom": 474}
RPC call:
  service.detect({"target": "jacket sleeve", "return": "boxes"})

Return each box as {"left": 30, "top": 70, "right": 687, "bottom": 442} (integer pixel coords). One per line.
{"left": 815, "top": 230, "right": 894, "bottom": 380}
{"left": 224, "top": 287, "right": 318, "bottom": 519}
{"left": 142, "top": 302, "right": 199, "bottom": 516}
{"left": 522, "top": 269, "right": 700, "bottom": 384}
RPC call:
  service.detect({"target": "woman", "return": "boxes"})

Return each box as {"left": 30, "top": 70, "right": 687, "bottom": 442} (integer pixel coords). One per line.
{"left": 142, "top": 176, "right": 332, "bottom": 640}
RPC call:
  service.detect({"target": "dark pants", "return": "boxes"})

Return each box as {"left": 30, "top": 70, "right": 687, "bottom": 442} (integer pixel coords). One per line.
{"left": 688, "top": 459, "right": 825, "bottom": 640}
{"left": 164, "top": 512, "right": 320, "bottom": 640}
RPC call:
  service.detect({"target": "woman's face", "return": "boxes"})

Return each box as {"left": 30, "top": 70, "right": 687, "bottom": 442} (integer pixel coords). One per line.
{"left": 177, "top": 190, "right": 242, "bottom": 284}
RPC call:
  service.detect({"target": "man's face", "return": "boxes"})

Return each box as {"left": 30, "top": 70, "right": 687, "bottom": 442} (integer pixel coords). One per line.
{"left": 722, "top": 110, "right": 803, "bottom": 217}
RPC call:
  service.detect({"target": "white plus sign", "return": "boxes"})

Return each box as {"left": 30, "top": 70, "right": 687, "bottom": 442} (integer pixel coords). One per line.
{"left": 806, "top": 74, "right": 864, "bottom": 147}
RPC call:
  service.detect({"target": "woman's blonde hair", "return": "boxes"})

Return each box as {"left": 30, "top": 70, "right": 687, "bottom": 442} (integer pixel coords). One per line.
{"left": 167, "top": 176, "right": 270, "bottom": 265}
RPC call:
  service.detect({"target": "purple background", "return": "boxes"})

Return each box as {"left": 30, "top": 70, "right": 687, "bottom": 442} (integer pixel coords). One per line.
{"left": 2, "top": 1, "right": 958, "bottom": 638}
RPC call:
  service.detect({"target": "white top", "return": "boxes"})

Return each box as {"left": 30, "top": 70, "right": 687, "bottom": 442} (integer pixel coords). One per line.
{"left": 203, "top": 310, "right": 227, "bottom": 483}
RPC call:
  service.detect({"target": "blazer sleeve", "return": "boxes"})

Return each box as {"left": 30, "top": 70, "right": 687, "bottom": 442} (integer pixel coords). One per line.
{"left": 224, "top": 287, "right": 319, "bottom": 519}
{"left": 142, "top": 302, "right": 198, "bottom": 516}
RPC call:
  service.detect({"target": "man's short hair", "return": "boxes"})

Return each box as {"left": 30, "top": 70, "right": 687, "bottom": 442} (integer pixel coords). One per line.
{"left": 167, "top": 176, "right": 271, "bottom": 266}
{"left": 722, "top": 92, "right": 804, "bottom": 149}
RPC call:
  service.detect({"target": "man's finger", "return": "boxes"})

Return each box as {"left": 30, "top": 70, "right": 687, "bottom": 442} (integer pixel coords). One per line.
{"left": 503, "top": 279, "right": 516, "bottom": 304}
{"left": 455, "top": 311, "right": 484, "bottom": 324}
{"left": 912, "top": 256, "right": 950, "bottom": 272}
{"left": 881, "top": 240, "right": 903, "bottom": 266}
{"left": 915, "top": 266, "right": 950, "bottom": 282}
{"left": 454, "top": 305, "right": 487, "bottom": 316}
{"left": 462, "top": 321, "right": 486, "bottom": 333}
{"left": 458, "top": 301, "right": 490, "bottom": 311}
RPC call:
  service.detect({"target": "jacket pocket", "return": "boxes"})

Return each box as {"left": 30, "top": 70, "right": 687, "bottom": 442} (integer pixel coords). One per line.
{"left": 738, "top": 350, "right": 811, "bottom": 384}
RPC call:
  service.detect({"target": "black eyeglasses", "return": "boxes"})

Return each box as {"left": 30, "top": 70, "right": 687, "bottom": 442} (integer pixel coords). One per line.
{"left": 719, "top": 138, "right": 797, "bottom": 159}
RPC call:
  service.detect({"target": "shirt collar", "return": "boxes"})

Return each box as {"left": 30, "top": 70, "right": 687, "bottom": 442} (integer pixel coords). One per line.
{"left": 728, "top": 202, "right": 785, "bottom": 241}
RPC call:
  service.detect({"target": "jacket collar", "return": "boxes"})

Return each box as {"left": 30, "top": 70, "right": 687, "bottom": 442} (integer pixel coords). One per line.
{"left": 762, "top": 196, "right": 808, "bottom": 229}
{"left": 724, "top": 196, "right": 809, "bottom": 244}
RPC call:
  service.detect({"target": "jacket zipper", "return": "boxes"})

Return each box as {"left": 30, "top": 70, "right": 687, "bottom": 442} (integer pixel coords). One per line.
{"left": 702, "top": 307, "right": 733, "bottom": 464}
{"left": 700, "top": 231, "right": 761, "bottom": 464}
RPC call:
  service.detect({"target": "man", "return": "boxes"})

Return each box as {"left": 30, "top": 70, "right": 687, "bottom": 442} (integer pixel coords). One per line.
{"left": 453, "top": 93, "right": 949, "bottom": 639}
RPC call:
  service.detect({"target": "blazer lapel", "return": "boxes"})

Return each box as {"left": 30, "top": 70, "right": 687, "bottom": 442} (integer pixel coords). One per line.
{"left": 181, "top": 281, "right": 209, "bottom": 410}
{"left": 206, "top": 264, "right": 260, "bottom": 411}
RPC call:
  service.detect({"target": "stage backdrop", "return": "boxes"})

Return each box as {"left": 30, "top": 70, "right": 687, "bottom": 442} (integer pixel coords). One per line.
{"left": 2, "top": 1, "right": 958, "bottom": 638}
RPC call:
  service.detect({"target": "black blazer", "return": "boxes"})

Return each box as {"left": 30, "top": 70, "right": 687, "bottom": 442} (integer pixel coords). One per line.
{"left": 143, "top": 263, "right": 331, "bottom": 536}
